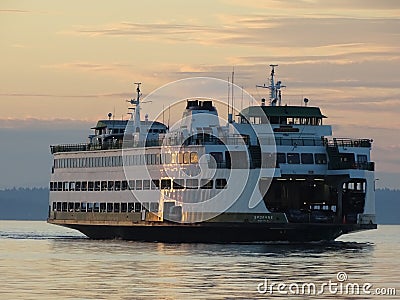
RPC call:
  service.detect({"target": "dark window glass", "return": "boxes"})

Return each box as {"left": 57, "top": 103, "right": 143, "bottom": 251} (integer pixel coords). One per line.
{"left": 161, "top": 179, "right": 171, "bottom": 189}
{"left": 315, "top": 153, "right": 327, "bottom": 164}
{"left": 216, "top": 178, "right": 227, "bottom": 189}
{"left": 200, "top": 179, "right": 213, "bottom": 189}
{"left": 121, "top": 180, "right": 128, "bottom": 191}
{"left": 301, "top": 153, "right": 314, "bottom": 164}
{"left": 134, "top": 202, "right": 142, "bottom": 212}
{"left": 287, "top": 153, "right": 300, "bottom": 164}
{"left": 151, "top": 179, "right": 159, "bottom": 190}
{"left": 173, "top": 179, "right": 184, "bottom": 189}
{"left": 277, "top": 153, "right": 286, "bottom": 164}
{"left": 115, "top": 181, "right": 121, "bottom": 191}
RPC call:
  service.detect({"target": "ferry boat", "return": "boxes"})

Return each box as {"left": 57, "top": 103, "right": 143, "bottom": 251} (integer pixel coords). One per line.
{"left": 48, "top": 65, "right": 377, "bottom": 242}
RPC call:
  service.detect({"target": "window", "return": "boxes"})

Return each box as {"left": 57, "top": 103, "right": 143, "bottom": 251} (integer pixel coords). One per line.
{"left": 81, "top": 181, "right": 87, "bottom": 191}
{"left": 87, "top": 202, "right": 93, "bottom": 212}
{"left": 69, "top": 182, "right": 75, "bottom": 191}
{"left": 101, "top": 181, "right": 107, "bottom": 191}
{"left": 128, "top": 203, "right": 135, "bottom": 212}
{"left": 128, "top": 180, "right": 135, "bottom": 190}
{"left": 186, "top": 179, "right": 198, "bottom": 189}
{"left": 115, "top": 181, "right": 121, "bottom": 191}
{"left": 216, "top": 178, "right": 227, "bottom": 189}
{"left": 94, "top": 181, "right": 100, "bottom": 191}
{"left": 315, "top": 153, "right": 327, "bottom": 164}
{"left": 122, "top": 180, "right": 128, "bottom": 191}
{"left": 301, "top": 153, "right": 314, "bottom": 164}
{"left": 161, "top": 179, "right": 171, "bottom": 189}
{"left": 151, "top": 179, "right": 159, "bottom": 190}
{"left": 107, "top": 203, "right": 113, "bottom": 213}
{"left": 57, "top": 182, "right": 63, "bottom": 191}
{"left": 75, "top": 181, "right": 81, "bottom": 191}
{"left": 277, "top": 153, "right": 286, "bottom": 165}
{"left": 63, "top": 182, "right": 68, "bottom": 191}
{"left": 114, "top": 203, "right": 120, "bottom": 213}
{"left": 200, "top": 179, "right": 213, "bottom": 189}
{"left": 287, "top": 153, "right": 300, "bottom": 164}
{"left": 107, "top": 181, "right": 114, "bottom": 191}
{"left": 88, "top": 181, "right": 94, "bottom": 191}
{"left": 135, "top": 180, "right": 142, "bottom": 190}
{"left": 94, "top": 202, "right": 100, "bottom": 212}
{"left": 173, "top": 179, "right": 184, "bottom": 189}
{"left": 99, "top": 203, "right": 105, "bottom": 212}
{"left": 183, "top": 152, "right": 190, "bottom": 164}
{"left": 190, "top": 152, "right": 198, "bottom": 164}
{"left": 178, "top": 153, "right": 184, "bottom": 164}
{"left": 357, "top": 154, "right": 367, "bottom": 163}
{"left": 150, "top": 202, "right": 159, "bottom": 213}
{"left": 210, "top": 152, "right": 223, "bottom": 164}
{"left": 135, "top": 202, "right": 142, "bottom": 212}
{"left": 121, "top": 203, "right": 127, "bottom": 213}
{"left": 143, "top": 180, "right": 150, "bottom": 190}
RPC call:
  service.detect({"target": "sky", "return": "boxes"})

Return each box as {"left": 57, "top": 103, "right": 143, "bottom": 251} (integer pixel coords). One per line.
{"left": 0, "top": 0, "right": 399, "bottom": 189}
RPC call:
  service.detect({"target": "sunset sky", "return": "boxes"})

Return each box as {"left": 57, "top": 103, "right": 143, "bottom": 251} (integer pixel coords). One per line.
{"left": 1, "top": 0, "right": 399, "bottom": 189}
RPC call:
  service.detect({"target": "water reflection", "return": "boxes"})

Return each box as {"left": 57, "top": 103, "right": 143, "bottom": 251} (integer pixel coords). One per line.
{"left": 2, "top": 222, "right": 398, "bottom": 300}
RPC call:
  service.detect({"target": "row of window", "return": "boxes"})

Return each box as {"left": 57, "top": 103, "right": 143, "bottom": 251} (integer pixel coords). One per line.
{"left": 54, "top": 152, "right": 199, "bottom": 169}
{"left": 277, "top": 153, "right": 327, "bottom": 165}
{"left": 50, "top": 178, "right": 228, "bottom": 192}
{"left": 52, "top": 201, "right": 158, "bottom": 213}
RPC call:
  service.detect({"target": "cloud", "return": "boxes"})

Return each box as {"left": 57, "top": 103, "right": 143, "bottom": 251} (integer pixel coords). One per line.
{"left": 0, "top": 9, "right": 30, "bottom": 13}
{"left": 0, "top": 118, "right": 93, "bottom": 130}
{"left": 0, "top": 91, "right": 132, "bottom": 99}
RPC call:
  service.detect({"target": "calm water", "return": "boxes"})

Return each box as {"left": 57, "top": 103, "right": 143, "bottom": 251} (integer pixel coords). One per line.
{"left": 0, "top": 221, "right": 399, "bottom": 299}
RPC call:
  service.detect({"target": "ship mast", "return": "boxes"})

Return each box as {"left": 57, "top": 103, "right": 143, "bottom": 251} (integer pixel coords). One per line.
{"left": 256, "top": 64, "right": 285, "bottom": 106}
{"left": 128, "top": 82, "right": 142, "bottom": 133}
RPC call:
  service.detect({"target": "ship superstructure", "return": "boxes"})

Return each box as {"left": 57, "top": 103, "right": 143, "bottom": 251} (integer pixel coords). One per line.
{"left": 48, "top": 66, "right": 376, "bottom": 242}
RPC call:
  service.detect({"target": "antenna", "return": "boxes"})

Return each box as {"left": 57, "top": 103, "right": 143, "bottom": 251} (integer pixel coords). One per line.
{"left": 231, "top": 67, "right": 234, "bottom": 118}
{"left": 227, "top": 76, "right": 232, "bottom": 123}
{"left": 256, "top": 64, "right": 285, "bottom": 106}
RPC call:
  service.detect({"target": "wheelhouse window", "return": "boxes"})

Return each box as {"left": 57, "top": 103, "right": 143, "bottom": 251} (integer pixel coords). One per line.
{"left": 287, "top": 153, "right": 300, "bottom": 164}
{"left": 315, "top": 153, "right": 327, "bottom": 164}
{"left": 301, "top": 153, "right": 314, "bottom": 164}
{"left": 277, "top": 153, "right": 286, "bottom": 165}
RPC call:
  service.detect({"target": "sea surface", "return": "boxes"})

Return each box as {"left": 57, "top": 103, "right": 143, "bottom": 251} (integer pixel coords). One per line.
{"left": 0, "top": 221, "right": 399, "bottom": 299}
